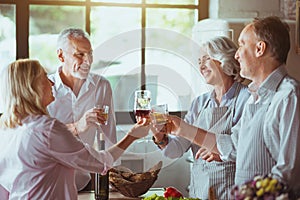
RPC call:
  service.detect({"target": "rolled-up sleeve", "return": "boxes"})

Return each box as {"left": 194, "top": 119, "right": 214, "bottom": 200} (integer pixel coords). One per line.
{"left": 48, "top": 119, "right": 114, "bottom": 174}
{"left": 161, "top": 97, "right": 201, "bottom": 158}
{"left": 162, "top": 135, "right": 192, "bottom": 159}
{"left": 0, "top": 185, "right": 9, "bottom": 200}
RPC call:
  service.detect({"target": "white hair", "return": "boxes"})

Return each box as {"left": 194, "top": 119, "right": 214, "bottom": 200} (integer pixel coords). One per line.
{"left": 57, "top": 28, "right": 90, "bottom": 51}
{"left": 201, "top": 36, "right": 243, "bottom": 82}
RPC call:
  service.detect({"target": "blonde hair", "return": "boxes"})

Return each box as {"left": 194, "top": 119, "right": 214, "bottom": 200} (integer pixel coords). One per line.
{"left": 0, "top": 59, "right": 49, "bottom": 128}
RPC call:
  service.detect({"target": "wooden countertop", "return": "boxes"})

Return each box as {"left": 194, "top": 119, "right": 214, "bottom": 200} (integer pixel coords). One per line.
{"left": 78, "top": 188, "right": 164, "bottom": 200}
{"left": 78, "top": 191, "right": 140, "bottom": 200}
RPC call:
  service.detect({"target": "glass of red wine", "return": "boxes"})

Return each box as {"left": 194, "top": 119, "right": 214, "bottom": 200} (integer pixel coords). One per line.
{"left": 134, "top": 90, "right": 151, "bottom": 122}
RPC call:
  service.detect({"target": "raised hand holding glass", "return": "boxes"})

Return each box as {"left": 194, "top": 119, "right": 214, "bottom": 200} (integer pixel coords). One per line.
{"left": 134, "top": 90, "right": 151, "bottom": 122}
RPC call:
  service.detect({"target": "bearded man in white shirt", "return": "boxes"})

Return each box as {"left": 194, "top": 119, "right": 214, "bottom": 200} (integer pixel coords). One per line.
{"left": 47, "top": 28, "right": 117, "bottom": 191}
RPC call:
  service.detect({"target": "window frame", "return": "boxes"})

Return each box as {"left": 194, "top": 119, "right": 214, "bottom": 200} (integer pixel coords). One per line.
{"left": 0, "top": 0, "right": 208, "bottom": 122}
{"left": 2, "top": 0, "right": 208, "bottom": 60}
{"left": 297, "top": 0, "right": 300, "bottom": 54}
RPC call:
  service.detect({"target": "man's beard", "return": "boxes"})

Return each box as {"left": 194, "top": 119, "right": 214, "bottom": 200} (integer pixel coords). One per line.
{"left": 72, "top": 63, "right": 90, "bottom": 79}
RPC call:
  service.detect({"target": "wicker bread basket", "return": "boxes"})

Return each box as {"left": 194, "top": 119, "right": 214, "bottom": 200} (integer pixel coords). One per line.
{"left": 109, "top": 161, "right": 162, "bottom": 197}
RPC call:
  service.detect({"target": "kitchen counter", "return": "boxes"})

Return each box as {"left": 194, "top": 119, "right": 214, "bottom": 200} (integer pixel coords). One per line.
{"left": 78, "top": 191, "right": 140, "bottom": 200}
{"left": 78, "top": 188, "right": 164, "bottom": 200}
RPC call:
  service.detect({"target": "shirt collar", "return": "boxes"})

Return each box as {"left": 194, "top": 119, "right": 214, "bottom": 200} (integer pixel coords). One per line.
{"left": 52, "top": 66, "right": 64, "bottom": 91}
{"left": 210, "top": 81, "right": 239, "bottom": 102}
{"left": 260, "top": 64, "right": 287, "bottom": 92}
{"left": 248, "top": 65, "right": 287, "bottom": 100}
{"left": 53, "top": 66, "right": 96, "bottom": 91}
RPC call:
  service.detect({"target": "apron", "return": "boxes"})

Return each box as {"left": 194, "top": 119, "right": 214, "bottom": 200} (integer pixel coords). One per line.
{"left": 189, "top": 84, "right": 242, "bottom": 200}
{"left": 235, "top": 94, "right": 276, "bottom": 185}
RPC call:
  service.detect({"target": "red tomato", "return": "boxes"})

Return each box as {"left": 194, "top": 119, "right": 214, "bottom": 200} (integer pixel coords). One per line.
{"left": 163, "top": 187, "right": 183, "bottom": 198}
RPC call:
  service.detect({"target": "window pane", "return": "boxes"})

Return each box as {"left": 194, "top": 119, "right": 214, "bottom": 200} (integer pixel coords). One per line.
{"left": 92, "top": 0, "right": 141, "bottom": 3}
{"left": 147, "top": 8, "right": 196, "bottom": 36}
{"left": 145, "top": 36, "right": 208, "bottom": 111}
{"left": 90, "top": 7, "right": 141, "bottom": 46}
{"left": 29, "top": 5, "right": 85, "bottom": 73}
{"left": 30, "top": 0, "right": 84, "bottom": 1}
{"left": 0, "top": 4, "right": 16, "bottom": 66}
{"left": 90, "top": 7, "right": 141, "bottom": 112}
{"left": 145, "top": 8, "right": 207, "bottom": 111}
{"left": 146, "top": 0, "right": 197, "bottom": 5}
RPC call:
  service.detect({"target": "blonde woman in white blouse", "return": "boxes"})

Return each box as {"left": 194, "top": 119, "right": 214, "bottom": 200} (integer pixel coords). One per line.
{"left": 0, "top": 59, "right": 149, "bottom": 200}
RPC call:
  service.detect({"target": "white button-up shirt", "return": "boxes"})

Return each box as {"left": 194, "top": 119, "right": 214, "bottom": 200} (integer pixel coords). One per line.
{"left": 0, "top": 115, "right": 114, "bottom": 200}
{"left": 47, "top": 67, "right": 117, "bottom": 190}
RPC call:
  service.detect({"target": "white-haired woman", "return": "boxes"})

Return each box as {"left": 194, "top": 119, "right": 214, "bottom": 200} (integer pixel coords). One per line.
{"left": 0, "top": 59, "right": 149, "bottom": 200}
{"left": 152, "top": 36, "right": 250, "bottom": 199}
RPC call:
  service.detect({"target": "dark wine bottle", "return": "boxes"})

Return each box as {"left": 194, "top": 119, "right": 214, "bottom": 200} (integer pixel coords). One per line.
{"left": 95, "top": 132, "right": 109, "bottom": 200}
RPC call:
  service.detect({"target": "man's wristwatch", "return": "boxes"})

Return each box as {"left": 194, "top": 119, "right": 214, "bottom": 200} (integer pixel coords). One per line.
{"left": 152, "top": 134, "right": 168, "bottom": 147}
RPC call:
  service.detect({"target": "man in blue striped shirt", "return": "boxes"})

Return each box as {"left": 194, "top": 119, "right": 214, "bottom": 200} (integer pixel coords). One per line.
{"left": 161, "top": 16, "right": 300, "bottom": 197}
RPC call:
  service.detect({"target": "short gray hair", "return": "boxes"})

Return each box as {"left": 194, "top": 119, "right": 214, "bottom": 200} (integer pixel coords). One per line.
{"left": 57, "top": 28, "right": 90, "bottom": 51}
{"left": 252, "top": 16, "right": 290, "bottom": 64}
{"left": 201, "top": 36, "right": 243, "bottom": 82}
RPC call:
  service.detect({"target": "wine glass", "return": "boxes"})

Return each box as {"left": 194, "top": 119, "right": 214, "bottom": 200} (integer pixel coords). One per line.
{"left": 134, "top": 90, "right": 151, "bottom": 122}
{"left": 94, "top": 105, "right": 109, "bottom": 126}
{"left": 151, "top": 104, "right": 168, "bottom": 125}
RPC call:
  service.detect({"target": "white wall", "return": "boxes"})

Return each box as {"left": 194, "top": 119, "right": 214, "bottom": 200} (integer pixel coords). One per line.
{"left": 209, "top": 0, "right": 282, "bottom": 18}
{"left": 208, "top": 0, "right": 300, "bottom": 81}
